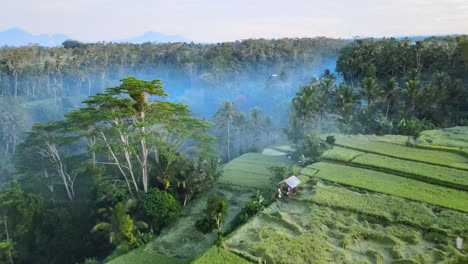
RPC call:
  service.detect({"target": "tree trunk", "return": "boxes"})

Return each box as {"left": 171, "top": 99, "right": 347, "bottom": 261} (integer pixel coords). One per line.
{"left": 3, "top": 217, "right": 14, "bottom": 264}
{"left": 227, "top": 120, "right": 231, "bottom": 161}
{"left": 385, "top": 100, "right": 391, "bottom": 121}
{"left": 13, "top": 71, "right": 18, "bottom": 98}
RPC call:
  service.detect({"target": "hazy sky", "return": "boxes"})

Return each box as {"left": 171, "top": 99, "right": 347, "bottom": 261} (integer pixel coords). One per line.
{"left": 2, "top": 0, "right": 467, "bottom": 42}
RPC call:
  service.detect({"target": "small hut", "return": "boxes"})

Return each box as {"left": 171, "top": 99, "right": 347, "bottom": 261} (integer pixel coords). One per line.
{"left": 278, "top": 175, "right": 301, "bottom": 195}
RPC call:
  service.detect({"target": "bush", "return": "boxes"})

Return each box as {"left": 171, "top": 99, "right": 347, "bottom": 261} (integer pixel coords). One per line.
{"left": 268, "top": 164, "right": 291, "bottom": 183}
{"left": 293, "top": 133, "right": 330, "bottom": 167}
{"left": 326, "top": 135, "right": 336, "bottom": 144}
{"left": 141, "top": 189, "right": 181, "bottom": 232}
{"left": 195, "top": 194, "right": 227, "bottom": 237}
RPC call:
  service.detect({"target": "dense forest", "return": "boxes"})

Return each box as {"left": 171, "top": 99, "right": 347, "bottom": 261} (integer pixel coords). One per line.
{"left": 0, "top": 35, "right": 467, "bottom": 264}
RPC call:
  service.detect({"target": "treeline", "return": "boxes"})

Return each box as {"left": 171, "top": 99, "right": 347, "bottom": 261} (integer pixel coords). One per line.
{"left": 337, "top": 36, "right": 468, "bottom": 84}
{"left": 287, "top": 36, "right": 468, "bottom": 150}
{"left": 0, "top": 78, "right": 221, "bottom": 264}
{"left": 0, "top": 38, "right": 347, "bottom": 99}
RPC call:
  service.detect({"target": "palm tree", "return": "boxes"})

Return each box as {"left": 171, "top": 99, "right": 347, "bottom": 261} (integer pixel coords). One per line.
{"left": 382, "top": 78, "right": 398, "bottom": 120}
{"left": 335, "top": 84, "right": 354, "bottom": 112}
{"left": 214, "top": 100, "right": 236, "bottom": 161}
{"left": 404, "top": 80, "right": 421, "bottom": 116}
{"left": 361, "top": 77, "right": 380, "bottom": 109}
{"left": 248, "top": 107, "right": 263, "bottom": 144}
{"left": 233, "top": 112, "right": 247, "bottom": 154}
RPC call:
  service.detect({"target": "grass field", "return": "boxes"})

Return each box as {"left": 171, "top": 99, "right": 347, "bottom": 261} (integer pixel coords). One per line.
{"left": 321, "top": 147, "right": 468, "bottom": 190}
{"left": 320, "top": 146, "right": 364, "bottom": 162}
{"left": 226, "top": 193, "right": 467, "bottom": 264}
{"left": 305, "top": 162, "right": 468, "bottom": 212}
{"left": 191, "top": 246, "right": 252, "bottom": 264}
{"left": 333, "top": 135, "right": 468, "bottom": 170}
{"left": 308, "top": 184, "right": 468, "bottom": 235}
{"left": 106, "top": 248, "right": 185, "bottom": 264}
{"left": 218, "top": 153, "right": 291, "bottom": 189}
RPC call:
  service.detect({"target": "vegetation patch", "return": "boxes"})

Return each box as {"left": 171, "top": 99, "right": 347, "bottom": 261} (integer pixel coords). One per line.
{"left": 333, "top": 135, "right": 468, "bottom": 170}
{"left": 342, "top": 153, "right": 468, "bottom": 190}
{"left": 305, "top": 162, "right": 468, "bottom": 212}
{"left": 106, "top": 248, "right": 184, "bottom": 264}
{"left": 191, "top": 246, "right": 252, "bottom": 264}
{"left": 218, "top": 153, "right": 291, "bottom": 189}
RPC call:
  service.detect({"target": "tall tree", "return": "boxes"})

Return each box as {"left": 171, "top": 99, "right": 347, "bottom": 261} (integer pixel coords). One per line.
{"left": 361, "top": 77, "right": 380, "bottom": 109}
{"left": 382, "top": 78, "right": 399, "bottom": 120}
{"left": 214, "top": 100, "right": 236, "bottom": 161}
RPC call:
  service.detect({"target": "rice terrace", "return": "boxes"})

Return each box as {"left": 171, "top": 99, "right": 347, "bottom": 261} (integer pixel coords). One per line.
{"left": 105, "top": 127, "right": 468, "bottom": 264}
{"left": 1, "top": 5, "right": 468, "bottom": 263}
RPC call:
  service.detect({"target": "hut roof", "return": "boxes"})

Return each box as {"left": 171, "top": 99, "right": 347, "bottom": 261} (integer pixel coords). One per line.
{"left": 280, "top": 175, "right": 301, "bottom": 188}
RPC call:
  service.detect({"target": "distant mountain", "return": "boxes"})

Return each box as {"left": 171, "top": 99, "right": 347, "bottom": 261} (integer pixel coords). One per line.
{"left": 0, "top": 28, "right": 71, "bottom": 47}
{"left": 116, "top": 31, "right": 191, "bottom": 43}
{"left": 0, "top": 28, "right": 192, "bottom": 47}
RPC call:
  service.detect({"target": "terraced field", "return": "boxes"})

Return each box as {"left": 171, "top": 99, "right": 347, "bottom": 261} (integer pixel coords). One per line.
{"left": 305, "top": 162, "right": 468, "bottom": 212}
{"left": 225, "top": 128, "right": 468, "bottom": 264}
{"left": 225, "top": 181, "right": 468, "bottom": 264}
{"left": 110, "top": 129, "right": 468, "bottom": 264}
{"left": 218, "top": 153, "right": 291, "bottom": 189}
{"left": 333, "top": 135, "right": 468, "bottom": 170}
{"left": 321, "top": 147, "right": 468, "bottom": 190}
{"left": 192, "top": 246, "right": 252, "bottom": 264}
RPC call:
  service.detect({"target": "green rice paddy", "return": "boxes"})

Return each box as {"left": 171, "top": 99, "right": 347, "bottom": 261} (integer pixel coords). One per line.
{"left": 218, "top": 153, "right": 291, "bottom": 189}
{"left": 111, "top": 127, "right": 468, "bottom": 264}
{"left": 333, "top": 135, "right": 468, "bottom": 170}
{"left": 305, "top": 162, "right": 468, "bottom": 212}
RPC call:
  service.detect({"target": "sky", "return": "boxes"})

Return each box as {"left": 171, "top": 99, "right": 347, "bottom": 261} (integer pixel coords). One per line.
{"left": 1, "top": 0, "right": 468, "bottom": 42}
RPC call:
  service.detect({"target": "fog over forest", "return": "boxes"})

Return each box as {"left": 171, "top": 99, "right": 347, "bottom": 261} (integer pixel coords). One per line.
{"left": 0, "top": 35, "right": 467, "bottom": 264}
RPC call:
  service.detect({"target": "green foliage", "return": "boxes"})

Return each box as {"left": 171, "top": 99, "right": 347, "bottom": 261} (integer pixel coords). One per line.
{"left": 195, "top": 194, "right": 227, "bottom": 236}
{"left": 293, "top": 133, "right": 330, "bottom": 167}
{"left": 141, "top": 189, "right": 181, "bottom": 232}
{"left": 325, "top": 135, "right": 336, "bottom": 144}
{"left": 268, "top": 164, "right": 291, "bottom": 183}
{"left": 92, "top": 202, "right": 140, "bottom": 248}
{"left": 398, "top": 118, "right": 435, "bottom": 140}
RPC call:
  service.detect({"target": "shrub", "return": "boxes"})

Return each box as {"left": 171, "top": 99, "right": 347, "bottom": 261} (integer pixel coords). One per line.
{"left": 293, "top": 133, "right": 330, "bottom": 167}
{"left": 195, "top": 194, "right": 227, "bottom": 240}
{"left": 141, "top": 189, "right": 181, "bottom": 232}
{"left": 326, "top": 135, "right": 336, "bottom": 144}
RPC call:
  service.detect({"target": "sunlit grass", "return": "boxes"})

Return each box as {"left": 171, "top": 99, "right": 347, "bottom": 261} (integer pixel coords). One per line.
{"left": 334, "top": 135, "right": 468, "bottom": 170}
{"left": 305, "top": 162, "right": 468, "bottom": 212}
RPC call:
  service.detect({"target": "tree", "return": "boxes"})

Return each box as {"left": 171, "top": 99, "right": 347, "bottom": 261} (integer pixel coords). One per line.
{"left": 18, "top": 122, "right": 82, "bottom": 201}
{"left": 233, "top": 112, "right": 247, "bottom": 154}
{"left": 404, "top": 79, "right": 421, "bottom": 116}
{"left": 0, "top": 181, "right": 44, "bottom": 264}
{"left": 175, "top": 158, "right": 221, "bottom": 206}
{"left": 91, "top": 202, "right": 139, "bottom": 248}
{"left": 69, "top": 77, "right": 213, "bottom": 193}
{"left": 140, "top": 189, "right": 181, "bottom": 232}
{"left": 382, "top": 78, "right": 399, "bottom": 120}
{"left": 213, "top": 100, "right": 236, "bottom": 161}
{"left": 361, "top": 77, "right": 380, "bottom": 109}
{"left": 195, "top": 194, "right": 227, "bottom": 242}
